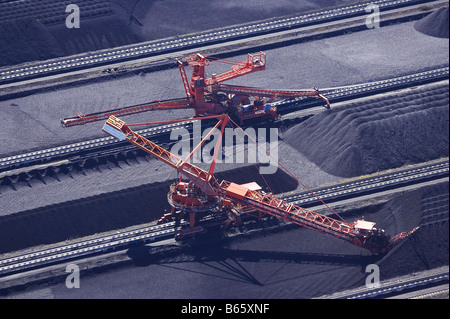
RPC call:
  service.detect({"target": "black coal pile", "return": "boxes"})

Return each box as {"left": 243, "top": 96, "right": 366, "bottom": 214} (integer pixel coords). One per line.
{"left": 282, "top": 84, "right": 449, "bottom": 177}
{"left": 0, "top": 18, "right": 65, "bottom": 66}
{"left": 377, "top": 181, "right": 449, "bottom": 280}
{"left": 415, "top": 7, "right": 449, "bottom": 39}
{"left": 0, "top": 164, "right": 298, "bottom": 254}
{"left": 0, "top": 179, "right": 173, "bottom": 254}
{"left": 0, "top": 1, "right": 141, "bottom": 67}
{"left": 0, "top": 0, "right": 361, "bottom": 67}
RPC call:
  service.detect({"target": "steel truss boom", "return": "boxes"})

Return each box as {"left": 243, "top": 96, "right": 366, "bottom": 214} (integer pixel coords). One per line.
{"left": 219, "top": 180, "right": 417, "bottom": 252}
{"left": 62, "top": 98, "right": 191, "bottom": 127}
{"left": 102, "top": 115, "right": 229, "bottom": 195}
{"left": 62, "top": 51, "right": 329, "bottom": 127}
{"left": 102, "top": 114, "right": 418, "bottom": 253}
{"left": 216, "top": 84, "right": 330, "bottom": 107}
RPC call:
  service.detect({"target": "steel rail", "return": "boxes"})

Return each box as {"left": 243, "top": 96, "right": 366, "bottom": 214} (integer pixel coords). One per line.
{"left": 0, "top": 158, "right": 447, "bottom": 277}
{"left": 347, "top": 272, "right": 449, "bottom": 299}
{"left": 317, "top": 266, "right": 450, "bottom": 299}
{"left": 0, "top": 221, "right": 185, "bottom": 276}
{"left": 281, "top": 160, "right": 449, "bottom": 206}
{"left": 0, "top": 0, "right": 440, "bottom": 84}
{"left": 276, "top": 67, "right": 449, "bottom": 113}
{"left": 1, "top": 67, "right": 447, "bottom": 174}
{"left": 0, "top": 121, "right": 194, "bottom": 173}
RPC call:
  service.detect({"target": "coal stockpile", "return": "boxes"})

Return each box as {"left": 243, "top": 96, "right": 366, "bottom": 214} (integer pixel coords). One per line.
{"left": 45, "top": 15, "right": 141, "bottom": 57}
{"left": 120, "top": 0, "right": 358, "bottom": 41}
{"left": 0, "top": 179, "right": 173, "bottom": 254}
{"left": 26, "top": 181, "right": 448, "bottom": 299}
{"left": 414, "top": 7, "right": 449, "bottom": 39}
{"left": 0, "top": 18, "right": 65, "bottom": 67}
{"left": 376, "top": 181, "right": 449, "bottom": 280}
{"left": 282, "top": 83, "right": 449, "bottom": 178}
{"left": 0, "top": 0, "right": 141, "bottom": 67}
{"left": 0, "top": 164, "right": 299, "bottom": 254}
{"left": 0, "top": 1, "right": 448, "bottom": 298}
{"left": 0, "top": 0, "right": 363, "bottom": 67}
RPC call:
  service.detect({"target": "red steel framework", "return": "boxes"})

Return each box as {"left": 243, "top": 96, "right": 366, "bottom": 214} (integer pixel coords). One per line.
{"left": 62, "top": 52, "right": 329, "bottom": 127}
{"left": 102, "top": 114, "right": 418, "bottom": 253}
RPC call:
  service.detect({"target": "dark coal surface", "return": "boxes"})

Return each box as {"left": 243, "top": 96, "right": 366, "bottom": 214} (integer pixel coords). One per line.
{"left": 0, "top": 18, "right": 65, "bottom": 66}
{"left": 0, "top": 164, "right": 303, "bottom": 254}
{"left": 377, "top": 182, "right": 449, "bottom": 279}
{"left": 5, "top": 181, "right": 447, "bottom": 299}
{"left": 282, "top": 83, "right": 449, "bottom": 177}
{"left": 0, "top": 0, "right": 141, "bottom": 67}
{"left": 120, "top": 0, "right": 359, "bottom": 40}
{"left": 0, "top": 7, "right": 448, "bottom": 298}
{"left": 415, "top": 7, "right": 449, "bottom": 39}
{"left": 45, "top": 14, "right": 141, "bottom": 57}
{"left": 0, "top": 113, "right": 339, "bottom": 253}
{"left": 0, "top": 180, "right": 172, "bottom": 254}
{"left": 0, "top": 22, "right": 449, "bottom": 156}
{"left": 0, "top": 0, "right": 361, "bottom": 67}
{"left": 1, "top": 21, "right": 448, "bottom": 158}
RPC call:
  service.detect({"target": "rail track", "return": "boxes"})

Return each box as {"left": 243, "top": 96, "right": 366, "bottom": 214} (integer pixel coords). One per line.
{"left": 1, "top": 66, "right": 448, "bottom": 175}
{"left": 0, "top": 0, "right": 442, "bottom": 85}
{"left": 0, "top": 121, "right": 193, "bottom": 175}
{"left": 276, "top": 67, "right": 450, "bottom": 113}
{"left": 0, "top": 157, "right": 447, "bottom": 277}
{"left": 280, "top": 160, "right": 449, "bottom": 207}
{"left": 321, "top": 266, "right": 449, "bottom": 299}
{"left": 0, "top": 221, "right": 183, "bottom": 276}
{"left": 0, "top": 0, "right": 447, "bottom": 298}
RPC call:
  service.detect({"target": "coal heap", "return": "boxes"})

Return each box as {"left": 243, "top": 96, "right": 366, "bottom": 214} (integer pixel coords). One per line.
{"left": 282, "top": 84, "right": 449, "bottom": 178}
{"left": 414, "top": 7, "right": 449, "bottom": 39}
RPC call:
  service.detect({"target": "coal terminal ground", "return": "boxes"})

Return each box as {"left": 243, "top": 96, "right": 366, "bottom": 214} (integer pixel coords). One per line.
{"left": 0, "top": 0, "right": 448, "bottom": 299}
